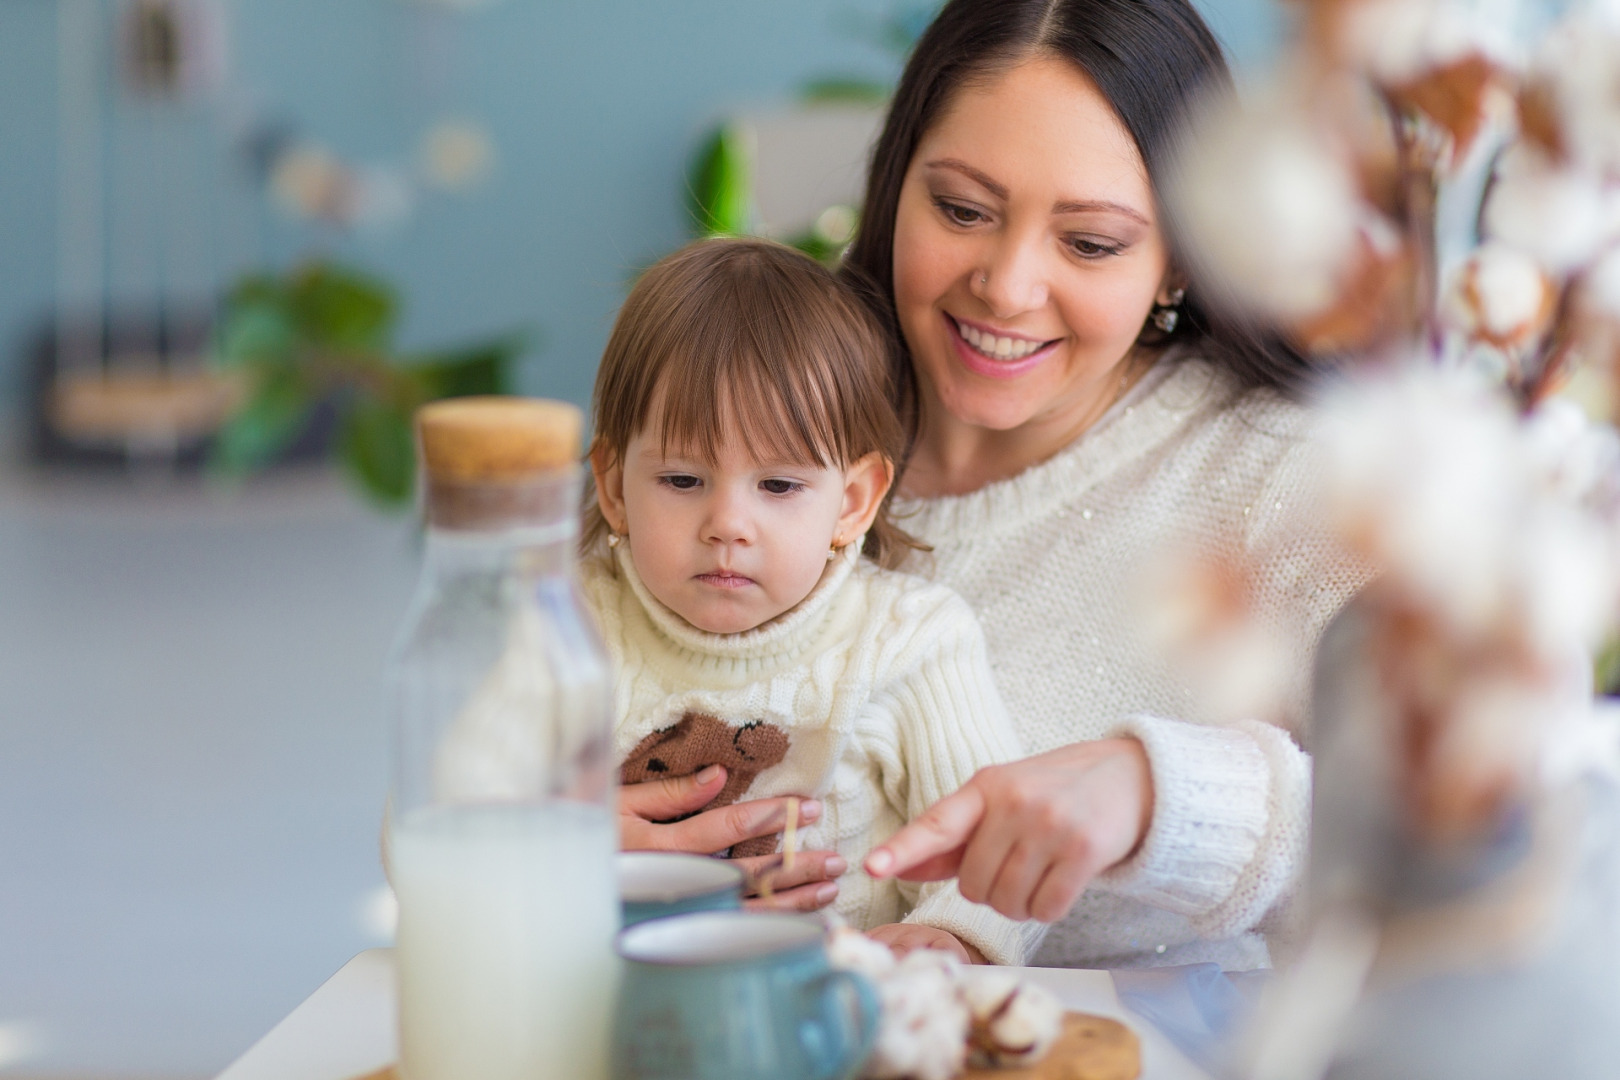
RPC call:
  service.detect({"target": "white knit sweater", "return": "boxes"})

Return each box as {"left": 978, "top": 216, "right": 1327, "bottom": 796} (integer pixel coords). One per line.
{"left": 584, "top": 542, "right": 1037, "bottom": 965}
{"left": 894, "top": 356, "right": 1371, "bottom": 971}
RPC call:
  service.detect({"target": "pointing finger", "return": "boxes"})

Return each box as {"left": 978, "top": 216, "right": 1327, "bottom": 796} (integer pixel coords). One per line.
{"left": 865, "top": 784, "right": 986, "bottom": 880}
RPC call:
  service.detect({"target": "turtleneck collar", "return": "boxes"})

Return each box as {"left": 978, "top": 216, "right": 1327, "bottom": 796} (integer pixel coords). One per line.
{"left": 614, "top": 536, "right": 865, "bottom": 665}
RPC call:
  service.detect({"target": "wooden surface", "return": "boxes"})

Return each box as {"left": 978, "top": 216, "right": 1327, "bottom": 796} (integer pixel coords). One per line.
{"left": 965, "top": 1012, "right": 1141, "bottom": 1080}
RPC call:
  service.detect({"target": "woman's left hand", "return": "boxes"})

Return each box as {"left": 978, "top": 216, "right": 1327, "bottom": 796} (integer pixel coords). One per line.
{"left": 865, "top": 738, "right": 1154, "bottom": 923}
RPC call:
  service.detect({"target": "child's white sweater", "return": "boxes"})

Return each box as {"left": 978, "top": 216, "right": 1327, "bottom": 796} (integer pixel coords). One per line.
{"left": 583, "top": 542, "right": 1034, "bottom": 965}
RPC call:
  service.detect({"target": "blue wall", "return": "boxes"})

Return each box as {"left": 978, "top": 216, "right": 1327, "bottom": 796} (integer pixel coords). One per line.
{"left": 0, "top": 0, "right": 1283, "bottom": 417}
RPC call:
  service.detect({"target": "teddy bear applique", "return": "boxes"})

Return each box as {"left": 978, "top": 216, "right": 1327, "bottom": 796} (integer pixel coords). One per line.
{"left": 619, "top": 711, "right": 791, "bottom": 857}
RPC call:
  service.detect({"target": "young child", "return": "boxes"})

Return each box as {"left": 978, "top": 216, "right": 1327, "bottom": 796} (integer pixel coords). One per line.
{"left": 585, "top": 237, "right": 1032, "bottom": 965}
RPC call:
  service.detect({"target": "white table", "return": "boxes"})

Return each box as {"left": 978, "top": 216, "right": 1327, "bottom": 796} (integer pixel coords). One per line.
{"left": 217, "top": 949, "right": 1212, "bottom": 1080}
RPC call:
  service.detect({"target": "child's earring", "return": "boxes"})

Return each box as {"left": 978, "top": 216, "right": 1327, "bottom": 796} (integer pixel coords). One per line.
{"left": 607, "top": 530, "right": 624, "bottom": 549}
{"left": 827, "top": 536, "right": 842, "bottom": 561}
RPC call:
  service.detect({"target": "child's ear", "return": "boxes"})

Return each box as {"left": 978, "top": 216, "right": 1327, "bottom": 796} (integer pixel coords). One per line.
{"left": 835, "top": 452, "right": 893, "bottom": 546}
{"left": 591, "top": 442, "right": 629, "bottom": 535}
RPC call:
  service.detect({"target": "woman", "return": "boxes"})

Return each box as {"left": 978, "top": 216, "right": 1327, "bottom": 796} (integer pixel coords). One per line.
{"left": 624, "top": 0, "right": 1366, "bottom": 970}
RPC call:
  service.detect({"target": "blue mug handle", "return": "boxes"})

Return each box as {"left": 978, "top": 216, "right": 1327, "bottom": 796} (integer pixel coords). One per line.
{"left": 800, "top": 969, "right": 880, "bottom": 1080}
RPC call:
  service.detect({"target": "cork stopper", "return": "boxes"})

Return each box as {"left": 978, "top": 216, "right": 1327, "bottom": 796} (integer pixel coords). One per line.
{"left": 417, "top": 397, "right": 585, "bottom": 531}
{"left": 417, "top": 396, "right": 583, "bottom": 482}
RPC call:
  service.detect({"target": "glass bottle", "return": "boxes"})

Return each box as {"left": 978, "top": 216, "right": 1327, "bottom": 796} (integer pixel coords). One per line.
{"left": 388, "top": 397, "right": 615, "bottom": 1080}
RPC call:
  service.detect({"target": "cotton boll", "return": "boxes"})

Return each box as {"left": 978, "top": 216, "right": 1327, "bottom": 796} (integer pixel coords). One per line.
{"left": 1583, "top": 247, "right": 1620, "bottom": 326}
{"left": 1524, "top": 14, "right": 1620, "bottom": 177}
{"left": 269, "top": 144, "right": 353, "bottom": 223}
{"left": 1138, "top": 550, "right": 1295, "bottom": 724}
{"left": 1322, "top": 368, "right": 1524, "bottom": 635}
{"left": 418, "top": 120, "right": 496, "bottom": 191}
{"left": 1523, "top": 397, "right": 1620, "bottom": 506}
{"left": 1485, "top": 148, "right": 1614, "bottom": 273}
{"left": 962, "top": 971, "right": 1064, "bottom": 1068}
{"left": 1170, "top": 96, "right": 1363, "bottom": 323}
{"left": 1441, "top": 244, "right": 1556, "bottom": 350}
{"left": 1516, "top": 506, "right": 1617, "bottom": 659}
{"left": 863, "top": 950, "right": 970, "bottom": 1080}
{"left": 1339, "top": 0, "right": 1516, "bottom": 88}
{"left": 826, "top": 923, "right": 897, "bottom": 982}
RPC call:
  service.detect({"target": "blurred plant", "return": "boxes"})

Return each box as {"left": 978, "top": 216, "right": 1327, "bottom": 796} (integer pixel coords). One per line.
{"left": 685, "top": 123, "right": 864, "bottom": 267}
{"left": 213, "top": 262, "right": 526, "bottom": 506}
{"left": 683, "top": 2, "right": 938, "bottom": 266}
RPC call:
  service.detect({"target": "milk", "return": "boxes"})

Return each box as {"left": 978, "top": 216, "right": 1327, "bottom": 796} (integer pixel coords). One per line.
{"left": 392, "top": 802, "right": 619, "bottom": 1080}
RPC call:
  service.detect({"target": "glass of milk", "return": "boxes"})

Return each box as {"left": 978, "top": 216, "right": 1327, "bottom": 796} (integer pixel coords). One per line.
{"left": 388, "top": 398, "right": 615, "bottom": 1080}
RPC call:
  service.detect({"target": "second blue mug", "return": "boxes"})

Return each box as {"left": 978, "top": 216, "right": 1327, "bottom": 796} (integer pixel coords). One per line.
{"left": 612, "top": 911, "right": 879, "bottom": 1080}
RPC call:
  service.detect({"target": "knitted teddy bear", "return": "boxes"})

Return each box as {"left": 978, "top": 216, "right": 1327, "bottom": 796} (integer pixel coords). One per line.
{"left": 620, "top": 712, "right": 790, "bottom": 857}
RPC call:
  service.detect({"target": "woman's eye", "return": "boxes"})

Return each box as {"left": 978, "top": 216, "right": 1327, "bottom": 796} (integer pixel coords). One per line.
{"left": 1069, "top": 236, "right": 1125, "bottom": 259}
{"left": 935, "top": 198, "right": 986, "bottom": 226}
{"left": 659, "top": 474, "right": 701, "bottom": 490}
{"left": 760, "top": 478, "right": 805, "bottom": 496}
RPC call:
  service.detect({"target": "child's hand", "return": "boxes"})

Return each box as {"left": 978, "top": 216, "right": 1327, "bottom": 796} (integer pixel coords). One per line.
{"left": 867, "top": 923, "right": 987, "bottom": 964}
{"left": 618, "top": 765, "right": 845, "bottom": 912}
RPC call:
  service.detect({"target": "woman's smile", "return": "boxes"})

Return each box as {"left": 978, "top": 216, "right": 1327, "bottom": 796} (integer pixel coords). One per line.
{"left": 945, "top": 312, "right": 1063, "bottom": 379}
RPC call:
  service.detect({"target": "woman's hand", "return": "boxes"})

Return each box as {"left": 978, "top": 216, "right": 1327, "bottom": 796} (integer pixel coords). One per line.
{"left": 867, "top": 923, "right": 986, "bottom": 964}
{"left": 619, "top": 765, "right": 846, "bottom": 912}
{"left": 864, "top": 739, "right": 1154, "bottom": 923}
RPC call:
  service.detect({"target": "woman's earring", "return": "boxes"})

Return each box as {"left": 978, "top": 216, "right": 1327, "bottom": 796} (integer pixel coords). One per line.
{"left": 1151, "top": 287, "right": 1186, "bottom": 334}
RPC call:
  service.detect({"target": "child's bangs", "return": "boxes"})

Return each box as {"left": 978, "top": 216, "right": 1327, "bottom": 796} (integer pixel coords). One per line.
{"left": 650, "top": 333, "right": 849, "bottom": 471}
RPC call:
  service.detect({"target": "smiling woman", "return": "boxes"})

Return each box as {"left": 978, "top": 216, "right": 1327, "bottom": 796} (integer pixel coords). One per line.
{"left": 832, "top": 0, "right": 1373, "bottom": 972}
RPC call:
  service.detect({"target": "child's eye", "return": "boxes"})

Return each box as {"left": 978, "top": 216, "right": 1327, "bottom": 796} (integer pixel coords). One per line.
{"left": 659, "top": 474, "right": 701, "bottom": 491}
{"left": 759, "top": 478, "right": 805, "bottom": 496}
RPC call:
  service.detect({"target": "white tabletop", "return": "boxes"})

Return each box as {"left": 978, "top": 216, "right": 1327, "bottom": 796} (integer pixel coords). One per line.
{"left": 217, "top": 949, "right": 1211, "bottom": 1080}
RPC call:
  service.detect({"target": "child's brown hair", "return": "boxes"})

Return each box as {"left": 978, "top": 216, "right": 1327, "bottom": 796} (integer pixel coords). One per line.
{"left": 585, "top": 237, "right": 923, "bottom": 569}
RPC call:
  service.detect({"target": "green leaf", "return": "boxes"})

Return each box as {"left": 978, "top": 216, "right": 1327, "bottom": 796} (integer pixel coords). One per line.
{"left": 288, "top": 263, "right": 398, "bottom": 350}
{"left": 686, "top": 123, "right": 753, "bottom": 238}
{"left": 1598, "top": 635, "right": 1620, "bottom": 698}
{"left": 338, "top": 397, "right": 416, "bottom": 508}
{"left": 406, "top": 334, "right": 527, "bottom": 402}
{"left": 800, "top": 78, "right": 890, "bottom": 105}
{"left": 217, "top": 296, "right": 298, "bottom": 369}
{"left": 210, "top": 370, "right": 312, "bottom": 475}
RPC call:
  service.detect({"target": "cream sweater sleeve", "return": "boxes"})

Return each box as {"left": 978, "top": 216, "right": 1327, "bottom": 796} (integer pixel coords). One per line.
{"left": 1093, "top": 435, "right": 1370, "bottom": 944}
{"left": 868, "top": 586, "right": 1040, "bottom": 966}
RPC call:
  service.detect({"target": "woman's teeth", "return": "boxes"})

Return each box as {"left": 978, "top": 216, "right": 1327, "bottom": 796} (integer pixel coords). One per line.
{"left": 955, "top": 319, "right": 1048, "bottom": 361}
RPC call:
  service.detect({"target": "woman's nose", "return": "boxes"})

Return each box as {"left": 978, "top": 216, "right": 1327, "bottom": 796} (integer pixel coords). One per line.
{"left": 972, "top": 232, "right": 1050, "bottom": 318}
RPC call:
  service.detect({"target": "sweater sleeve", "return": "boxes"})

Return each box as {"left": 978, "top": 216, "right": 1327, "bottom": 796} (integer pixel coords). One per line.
{"left": 1092, "top": 431, "right": 1370, "bottom": 943}
{"left": 1092, "top": 713, "right": 1311, "bottom": 941}
{"left": 871, "top": 587, "right": 1041, "bottom": 965}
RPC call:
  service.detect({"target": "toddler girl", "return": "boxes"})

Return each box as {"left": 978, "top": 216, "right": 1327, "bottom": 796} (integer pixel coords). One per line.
{"left": 585, "top": 237, "right": 1032, "bottom": 964}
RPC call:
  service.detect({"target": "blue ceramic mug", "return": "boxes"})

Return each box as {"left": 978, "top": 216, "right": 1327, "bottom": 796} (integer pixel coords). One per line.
{"left": 618, "top": 852, "right": 745, "bottom": 927}
{"left": 612, "top": 911, "right": 879, "bottom": 1080}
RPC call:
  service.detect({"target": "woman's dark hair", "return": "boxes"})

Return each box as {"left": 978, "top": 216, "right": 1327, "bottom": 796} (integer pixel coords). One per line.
{"left": 841, "top": 0, "right": 1312, "bottom": 441}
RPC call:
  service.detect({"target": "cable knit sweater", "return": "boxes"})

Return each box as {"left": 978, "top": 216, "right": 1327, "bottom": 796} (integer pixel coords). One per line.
{"left": 583, "top": 542, "right": 1036, "bottom": 965}
{"left": 894, "top": 355, "right": 1371, "bottom": 971}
